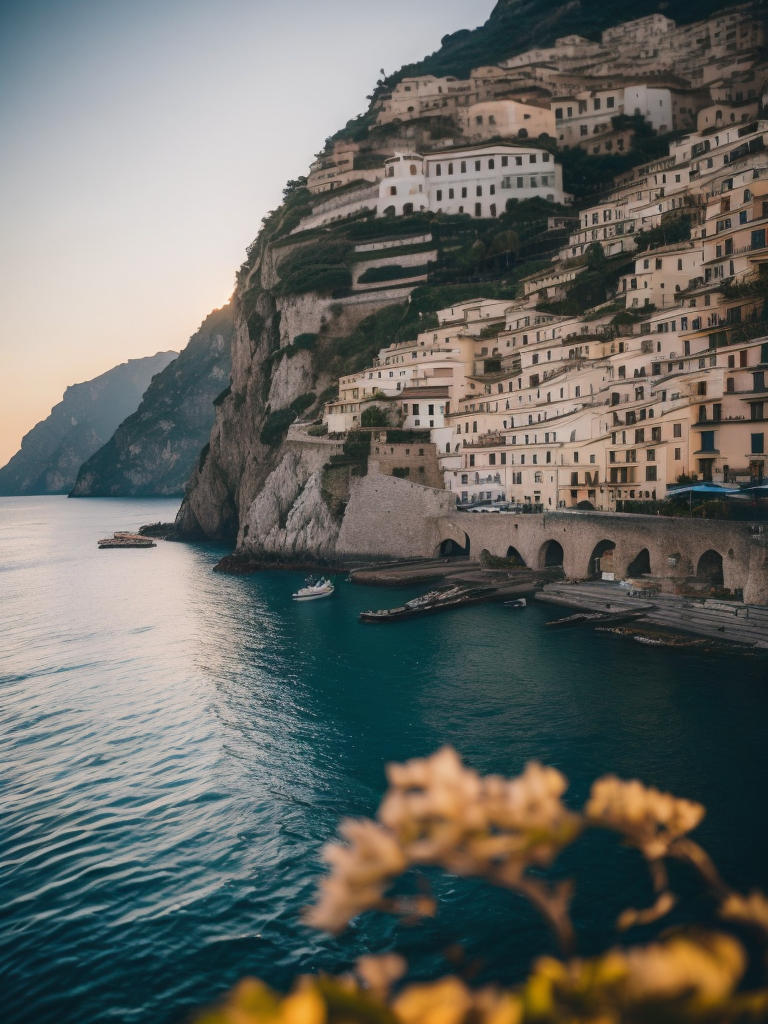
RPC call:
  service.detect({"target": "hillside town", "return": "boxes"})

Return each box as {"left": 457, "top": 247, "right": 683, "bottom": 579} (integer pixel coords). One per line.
{"left": 296, "top": 4, "right": 768, "bottom": 511}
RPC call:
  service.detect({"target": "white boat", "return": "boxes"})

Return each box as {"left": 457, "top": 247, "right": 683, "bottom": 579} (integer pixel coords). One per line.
{"left": 292, "top": 577, "right": 335, "bottom": 601}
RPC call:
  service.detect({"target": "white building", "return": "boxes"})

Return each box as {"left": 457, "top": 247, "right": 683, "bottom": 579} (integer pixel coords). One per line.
{"left": 377, "top": 144, "right": 569, "bottom": 219}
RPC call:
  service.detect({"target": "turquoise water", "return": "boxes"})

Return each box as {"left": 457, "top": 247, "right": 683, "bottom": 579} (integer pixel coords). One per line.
{"left": 1, "top": 496, "right": 767, "bottom": 1024}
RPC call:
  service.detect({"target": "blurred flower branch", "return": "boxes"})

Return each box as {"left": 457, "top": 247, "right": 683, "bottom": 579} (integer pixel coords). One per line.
{"left": 198, "top": 748, "right": 768, "bottom": 1024}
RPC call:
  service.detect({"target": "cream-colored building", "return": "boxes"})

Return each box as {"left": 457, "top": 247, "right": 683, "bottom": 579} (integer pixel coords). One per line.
{"left": 377, "top": 144, "right": 569, "bottom": 219}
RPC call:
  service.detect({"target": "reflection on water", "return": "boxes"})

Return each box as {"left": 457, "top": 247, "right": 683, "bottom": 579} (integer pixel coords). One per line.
{"left": 1, "top": 496, "right": 767, "bottom": 1024}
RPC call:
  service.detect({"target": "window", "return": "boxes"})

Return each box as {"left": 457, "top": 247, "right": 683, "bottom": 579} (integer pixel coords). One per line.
{"left": 646, "top": 449, "right": 656, "bottom": 461}
{"left": 461, "top": 187, "right": 468, "bottom": 198}
{"left": 635, "top": 428, "right": 645, "bottom": 443}
{"left": 489, "top": 183, "right": 495, "bottom": 195}
{"left": 594, "top": 98, "right": 601, "bottom": 110}
{"left": 412, "top": 404, "right": 419, "bottom": 415}
{"left": 674, "top": 423, "right": 682, "bottom": 438}
{"left": 646, "top": 465, "right": 657, "bottom": 481}
{"left": 448, "top": 188, "right": 454, "bottom": 199}
{"left": 460, "top": 161, "right": 466, "bottom": 172}
{"left": 489, "top": 453, "right": 496, "bottom": 465}
{"left": 490, "top": 204, "right": 496, "bottom": 217}
{"left": 699, "top": 431, "right": 716, "bottom": 452}
{"left": 751, "top": 433, "right": 765, "bottom": 454}
{"left": 474, "top": 160, "right": 481, "bottom": 171}
{"left": 652, "top": 426, "right": 661, "bottom": 442}
{"left": 580, "top": 125, "right": 588, "bottom": 136}
{"left": 436, "top": 164, "right": 442, "bottom": 176}
{"left": 469, "top": 455, "right": 475, "bottom": 466}
{"left": 475, "top": 115, "right": 483, "bottom": 125}
{"left": 656, "top": 258, "right": 663, "bottom": 270}
{"left": 501, "top": 156, "right": 508, "bottom": 167}
{"left": 517, "top": 177, "right": 524, "bottom": 188}
{"left": 474, "top": 203, "right": 482, "bottom": 217}
{"left": 530, "top": 177, "right": 537, "bottom": 188}
{"left": 476, "top": 185, "right": 482, "bottom": 196}
{"left": 436, "top": 189, "right": 442, "bottom": 201}
{"left": 488, "top": 159, "right": 495, "bottom": 170}
{"left": 447, "top": 163, "right": 453, "bottom": 175}
{"left": 674, "top": 447, "right": 681, "bottom": 460}
{"left": 751, "top": 402, "right": 764, "bottom": 421}
{"left": 555, "top": 107, "right": 563, "bottom": 119}
{"left": 726, "top": 377, "right": 735, "bottom": 392}
{"left": 752, "top": 229, "right": 767, "bottom": 250}
{"left": 607, "top": 96, "right": 615, "bottom": 108}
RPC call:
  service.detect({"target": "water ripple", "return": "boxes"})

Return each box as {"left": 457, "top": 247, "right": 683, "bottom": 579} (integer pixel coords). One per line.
{"left": 1, "top": 496, "right": 768, "bottom": 1024}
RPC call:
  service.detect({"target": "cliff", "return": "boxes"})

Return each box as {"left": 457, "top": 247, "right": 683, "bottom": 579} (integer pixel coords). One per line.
{"left": 70, "top": 304, "right": 233, "bottom": 497}
{"left": 0, "top": 351, "right": 177, "bottom": 496}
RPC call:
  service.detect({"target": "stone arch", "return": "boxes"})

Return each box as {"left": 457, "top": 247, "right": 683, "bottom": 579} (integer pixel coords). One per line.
{"left": 506, "top": 545, "right": 526, "bottom": 567}
{"left": 626, "top": 548, "right": 651, "bottom": 577}
{"left": 697, "top": 549, "right": 724, "bottom": 586}
{"left": 587, "top": 539, "right": 616, "bottom": 578}
{"left": 434, "top": 519, "right": 471, "bottom": 558}
{"left": 538, "top": 539, "right": 564, "bottom": 568}
{"left": 438, "top": 536, "right": 470, "bottom": 557}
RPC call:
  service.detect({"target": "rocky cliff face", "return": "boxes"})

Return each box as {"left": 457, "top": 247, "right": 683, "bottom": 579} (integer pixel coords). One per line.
{"left": 0, "top": 351, "right": 177, "bottom": 496}
{"left": 175, "top": 207, "right": 402, "bottom": 546}
{"left": 70, "top": 305, "right": 233, "bottom": 497}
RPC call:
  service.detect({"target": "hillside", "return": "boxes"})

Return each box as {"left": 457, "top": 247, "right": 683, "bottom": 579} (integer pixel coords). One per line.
{"left": 386, "top": 0, "right": 744, "bottom": 83}
{"left": 173, "top": 0, "right": 767, "bottom": 552}
{"left": 70, "top": 304, "right": 233, "bottom": 497}
{"left": 0, "top": 352, "right": 177, "bottom": 496}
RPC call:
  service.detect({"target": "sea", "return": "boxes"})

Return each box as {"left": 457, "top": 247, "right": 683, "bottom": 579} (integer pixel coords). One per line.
{"left": 1, "top": 495, "right": 767, "bottom": 1024}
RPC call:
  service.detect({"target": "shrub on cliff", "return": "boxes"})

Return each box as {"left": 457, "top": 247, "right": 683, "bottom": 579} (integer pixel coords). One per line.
{"left": 259, "top": 408, "right": 296, "bottom": 446}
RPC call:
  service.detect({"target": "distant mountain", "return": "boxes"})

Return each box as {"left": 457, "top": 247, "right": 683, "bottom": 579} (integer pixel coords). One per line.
{"left": 0, "top": 351, "right": 178, "bottom": 496}
{"left": 70, "top": 304, "right": 233, "bottom": 497}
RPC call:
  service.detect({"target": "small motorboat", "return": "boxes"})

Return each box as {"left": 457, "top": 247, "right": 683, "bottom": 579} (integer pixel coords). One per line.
{"left": 292, "top": 576, "right": 335, "bottom": 601}
{"left": 503, "top": 598, "right": 527, "bottom": 609}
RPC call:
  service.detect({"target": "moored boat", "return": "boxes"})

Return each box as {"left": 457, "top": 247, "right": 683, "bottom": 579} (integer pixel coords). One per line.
{"left": 292, "top": 577, "right": 335, "bottom": 601}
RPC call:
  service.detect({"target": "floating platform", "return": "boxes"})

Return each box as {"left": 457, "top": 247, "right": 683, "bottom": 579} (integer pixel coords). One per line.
{"left": 98, "top": 532, "right": 156, "bottom": 549}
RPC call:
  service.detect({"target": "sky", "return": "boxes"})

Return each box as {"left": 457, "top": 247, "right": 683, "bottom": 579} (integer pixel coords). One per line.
{"left": 0, "top": 0, "right": 495, "bottom": 467}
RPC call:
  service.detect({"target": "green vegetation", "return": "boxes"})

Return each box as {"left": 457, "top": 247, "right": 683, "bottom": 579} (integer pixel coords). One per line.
{"left": 307, "top": 423, "right": 328, "bottom": 437}
{"left": 634, "top": 213, "right": 692, "bottom": 252}
{"left": 385, "top": 429, "right": 430, "bottom": 444}
{"left": 292, "top": 332, "right": 318, "bottom": 351}
{"left": 391, "top": 466, "right": 410, "bottom": 478}
{"left": 275, "top": 240, "right": 353, "bottom": 295}
{"left": 290, "top": 392, "right": 317, "bottom": 417}
{"left": 357, "top": 263, "right": 430, "bottom": 284}
{"left": 259, "top": 407, "right": 296, "bottom": 446}
{"left": 360, "top": 406, "right": 389, "bottom": 427}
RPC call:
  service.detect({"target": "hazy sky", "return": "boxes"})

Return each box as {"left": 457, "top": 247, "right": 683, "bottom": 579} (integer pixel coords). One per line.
{"left": 0, "top": 0, "right": 494, "bottom": 466}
